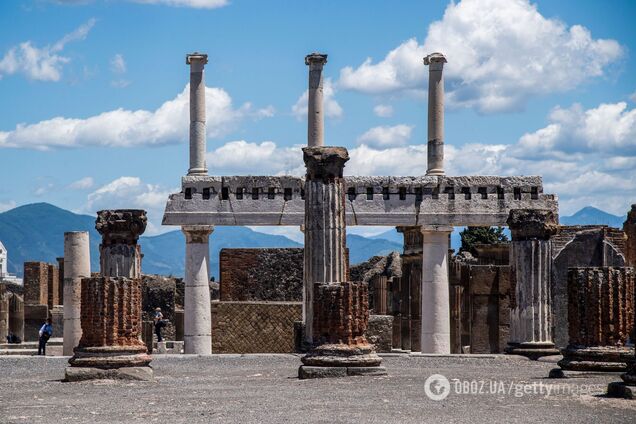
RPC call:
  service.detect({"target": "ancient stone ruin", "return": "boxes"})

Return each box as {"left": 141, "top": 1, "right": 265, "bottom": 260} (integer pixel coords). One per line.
{"left": 65, "top": 210, "right": 152, "bottom": 382}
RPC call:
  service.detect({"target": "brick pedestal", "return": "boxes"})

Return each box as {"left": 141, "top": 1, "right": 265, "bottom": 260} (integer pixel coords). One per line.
{"left": 557, "top": 267, "right": 634, "bottom": 372}
{"left": 66, "top": 210, "right": 152, "bottom": 382}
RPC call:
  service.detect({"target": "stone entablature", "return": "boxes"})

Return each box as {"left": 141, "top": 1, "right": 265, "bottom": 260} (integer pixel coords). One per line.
{"left": 163, "top": 175, "right": 557, "bottom": 227}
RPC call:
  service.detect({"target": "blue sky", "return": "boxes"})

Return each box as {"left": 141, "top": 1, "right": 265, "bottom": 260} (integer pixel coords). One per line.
{"left": 0, "top": 0, "right": 635, "bottom": 238}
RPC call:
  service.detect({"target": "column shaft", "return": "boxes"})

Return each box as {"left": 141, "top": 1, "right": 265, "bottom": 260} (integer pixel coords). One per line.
{"left": 305, "top": 53, "right": 328, "bottom": 147}
{"left": 63, "top": 231, "right": 90, "bottom": 356}
{"left": 424, "top": 53, "right": 447, "bottom": 176}
{"left": 420, "top": 226, "right": 452, "bottom": 354}
{"left": 183, "top": 226, "right": 213, "bottom": 354}
{"left": 187, "top": 53, "right": 208, "bottom": 176}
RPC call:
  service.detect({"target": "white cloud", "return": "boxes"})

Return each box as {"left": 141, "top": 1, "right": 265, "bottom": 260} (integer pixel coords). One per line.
{"left": 34, "top": 183, "right": 54, "bottom": 197}
{"left": 291, "top": 78, "right": 343, "bottom": 120}
{"left": 373, "top": 104, "right": 393, "bottom": 118}
{"left": 356, "top": 124, "right": 413, "bottom": 148}
{"left": 68, "top": 176, "right": 94, "bottom": 190}
{"left": 207, "top": 141, "right": 304, "bottom": 175}
{"left": 0, "top": 85, "right": 273, "bottom": 150}
{"left": 132, "top": 0, "right": 228, "bottom": 8}
{"left": 0, "top": 18, "right": 95, "bottom": 82}
{"left": 0, "top": 200, "right": 16, "bottom": 213}
{"left": 84, "top": 177, "right": 176, "bottom": 235}
{"left": 338, "top": 0, "right": 623, "bottom": 113}
{"left": 110, "top": 54, "right": 126, "bottom": 74}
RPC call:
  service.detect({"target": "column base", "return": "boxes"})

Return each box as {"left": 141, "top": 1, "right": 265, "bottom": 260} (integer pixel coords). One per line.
{"left": 184, "top": 335, "right": 211, "bottom": 354}
{"left": 505, "top": 342, "right": 559, "bottom": 360}
{"left": 558, "top": 346, "right": 634, "bottom": 372}
{"left": 606, "top": 382, "right": 635, "bottom": 400}
{"left": 65, "top": 366, "right": 153, "bottom": 382}
{"left": 68, "top": 345, "right": 152, "bottom": 369}
{"left": 299, "top": 343, "right": 386, "bottom": 379}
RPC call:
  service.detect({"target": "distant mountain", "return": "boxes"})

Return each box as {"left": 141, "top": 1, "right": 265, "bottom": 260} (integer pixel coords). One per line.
{"left": 372, "top": 227, "right": 463, "bottom": 252}
{"left": 560, "top": 206, "right": 625, "bottom": 228}
{"left": 0, "top": 203, "right": 402, "bottom": 278}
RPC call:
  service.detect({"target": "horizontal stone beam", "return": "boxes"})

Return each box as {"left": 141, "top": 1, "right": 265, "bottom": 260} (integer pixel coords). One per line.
{"left": 162, "top": 175, "right": 558, "bottom": 227}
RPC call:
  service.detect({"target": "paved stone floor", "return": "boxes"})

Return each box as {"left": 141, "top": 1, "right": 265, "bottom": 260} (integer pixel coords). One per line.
{"left": 0, "top": 354, "right": 634, "bottom": 423}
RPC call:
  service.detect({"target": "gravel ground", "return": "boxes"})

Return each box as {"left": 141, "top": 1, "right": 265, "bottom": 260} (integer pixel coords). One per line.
{"left": 0, "top": 354, "right": 633, "bottom": 423}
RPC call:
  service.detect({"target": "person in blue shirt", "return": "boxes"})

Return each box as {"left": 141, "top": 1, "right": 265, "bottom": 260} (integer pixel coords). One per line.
{"left": 38, "top": 318, "right": 53, "bottom": 356}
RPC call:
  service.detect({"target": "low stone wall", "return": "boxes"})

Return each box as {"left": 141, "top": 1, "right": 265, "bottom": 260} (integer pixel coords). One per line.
{"left": 367, "top": 315, "right": 393, "bottom": 353}
{"left": 211, "top": 301, "right": 302, "bottom": 353}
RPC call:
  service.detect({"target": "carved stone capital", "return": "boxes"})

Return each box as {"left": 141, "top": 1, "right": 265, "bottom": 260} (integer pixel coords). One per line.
{"left": 303, "top": 146, "right": 349, "bottom": 181}
{"left": 424, "top": 52, "right": 447, "bottom": 71}
{"left": 182, "top": 225, "right": 214, "bottom": 244}
{"left": 507, "top": 209, "right": 558, "bottom": 241}
{"left": 95, "top": 209, "right": 147, "bottom": 246}
{"left": 305, "top": 52, "right": 328, "bottom": 68}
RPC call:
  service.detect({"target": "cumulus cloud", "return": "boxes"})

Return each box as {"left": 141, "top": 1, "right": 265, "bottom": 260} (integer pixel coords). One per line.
{"left": 373, "top": 104, "right": 393, "bottom": 118}
{"left": 0, "top": 85, "right": 273, "bottom": 150}
{"left": 291, "top": 78, "right": 343, "bottom": 120}
{"left": 357, "top": 124, "right": 413, "bottom": 148}
{"left": 84, "top": 176, "right": 176, "bottom": 235}
{"left": 132, "top": 0, "right": 229, "bottom": 8}
{"left": 68, "top": 176, "right": 94, "bottom": 190}
{"left": 207, "top": 141, "right": 304, "bottom": 175}
{"left": 0, "top": 18, "right": 95, "bottom": 82}
{"left": 338, "top": 0, "right": 623, "bottom": 113}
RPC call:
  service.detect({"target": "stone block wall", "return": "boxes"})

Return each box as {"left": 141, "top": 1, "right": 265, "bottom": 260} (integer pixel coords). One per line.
{"left": 47, "top": 264, "right": 59, "bottom": 309}
{"left": 23, "top": 262, "right": 49, "bottom": 306}
{"left": 219, "top": 248, "right": 303, "bottom": 301}
{"left": 367, "top": 315, "right": 393, "bottom": 352}
{"left": 50, "top": 305, "right": 64, "bottom": 338}
{"left": 551, "top": 226, "right": 628, "bottom": 347}
{"left": 211, "top": 301, "right": 302, "bottom": 353}
{"left": 8, "top": 293, "right": 24, "bottom": 340}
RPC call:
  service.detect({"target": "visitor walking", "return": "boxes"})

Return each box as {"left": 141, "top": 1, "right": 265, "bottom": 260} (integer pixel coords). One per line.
{"left": 38, "top": 318, "right": 53, "bottom": 356}
{"left": 153, "top": 307, "right": 165, "bottom": 342}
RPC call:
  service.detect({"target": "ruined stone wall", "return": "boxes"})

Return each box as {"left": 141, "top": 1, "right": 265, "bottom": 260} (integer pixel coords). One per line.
{"left": 141, "top": 274, "right": 181, "bottom": 340}
{"left": 624, "top": 205, "right": 636, "bottom": 268}
{"left": 467, "top": 265, "right": 511, "bottom": 353}
{"left": 552, "top": 226, "right": 627, "bottom": 347}
{"left": 567, "top": 267, "right": 634, "bottom": 346}
{"left": 312, "top": 282, "right": 368, "bottom": 346}
{"left": 0, "top": 284, "right": 8, "bottom": 342}
{"left": 23, "top": 262, "right": 49, "bottom": 305}
{"left": 219, "top": 248, "right": 303, "bottom": 301}
{"left": 211, "top": 301, "right": 302, "bottom": 353}
{"left": 47, "top": 264, "right": 59, "bottom": 309}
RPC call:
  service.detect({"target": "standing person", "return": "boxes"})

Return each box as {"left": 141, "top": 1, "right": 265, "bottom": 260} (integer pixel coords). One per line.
{"left": 153, "top": 307, "right": 164, "bottom": 343}
{"left": 38, "top": 318, "right": 53, "bottom": 356}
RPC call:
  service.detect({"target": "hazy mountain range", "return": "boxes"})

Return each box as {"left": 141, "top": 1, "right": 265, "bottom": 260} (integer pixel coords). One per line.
{"left": 0, "top": 203, "right": 626, "bottom": 278}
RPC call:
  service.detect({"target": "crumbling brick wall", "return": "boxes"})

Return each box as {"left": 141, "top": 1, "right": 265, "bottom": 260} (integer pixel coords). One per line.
{"left": 23, "top": 262, "right": 49, "bottom": 306}
{"left": 47, "top": 264, "right": 59, "bottom": 309}
{"left": 219, "top": 248, "right": 303, "bottom": 301}
{"left": 211, "top": 301, "right": 302, "bottom": 353}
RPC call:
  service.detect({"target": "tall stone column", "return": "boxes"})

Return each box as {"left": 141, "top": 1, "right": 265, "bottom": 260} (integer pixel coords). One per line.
{"left": 506, "top": 209, "right": 560, "bottom": 359}
{"left": 303, "top": 146, "right": 347, "bottom": 344}
{"left": 182, "top": 225, "right": 213, "bottom": 354}
{"left": 305, "top": 53, "right": 328, "bottom": 147}
{"left": 187, "top": 52, "right": 208, "bottom": 176}
{"left": 420, "top": 225, "right": 453, "bottom": 353}
{"left": 63, "top": 231, "right": 90, "bottom": 356}
{"left": 299, "top": 146, "right": 385, "bottom": 378}
{"left": 66, "top": 210, "right": 151, "bottom": 382}
{"left": 554, "top": 267, "right": 634, "bottom": 373}
{"left": 423, "top": 52, "right": 447, "bottom": 176}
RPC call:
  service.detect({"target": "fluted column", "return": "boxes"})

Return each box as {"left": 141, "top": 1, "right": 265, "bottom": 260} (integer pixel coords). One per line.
{"left": 420, "top": 225, "right": 452, "bottom": 354}
{"left": 305, "top": 53, "right": 328, "bottom": 147}
{"left": 302, "top": 146, "right": 347, "bottom": 344}
{"left": 63, "top": 231, "right": 90, "bottom": 356}
{"left": 182, "top": 225, "right": 213, "bottom": 354}
{"left": 506, "top": 209, "right": 560, "bottom": 359}
{"left": 187, "top": 52, "right": 208, "bottom": 176}
{"left": 424, "top": 52, "right": 447, "bottom": 176}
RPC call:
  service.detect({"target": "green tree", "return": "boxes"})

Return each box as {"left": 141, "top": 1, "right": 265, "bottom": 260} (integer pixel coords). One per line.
{"left": 459, "top": 226, "right": 509, "bottom": 254}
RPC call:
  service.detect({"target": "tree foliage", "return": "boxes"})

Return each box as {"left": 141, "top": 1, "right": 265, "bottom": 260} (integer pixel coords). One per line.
{"left": 459, "top": 226, "right": 509, "bottom": 253}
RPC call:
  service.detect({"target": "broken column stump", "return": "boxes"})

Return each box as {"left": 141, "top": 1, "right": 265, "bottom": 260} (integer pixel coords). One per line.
{"left": 556, "top": 267, "right": 634, "bottom": 374}
{"left": 66, "top": 210, "right": 152, "bottom": 382}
